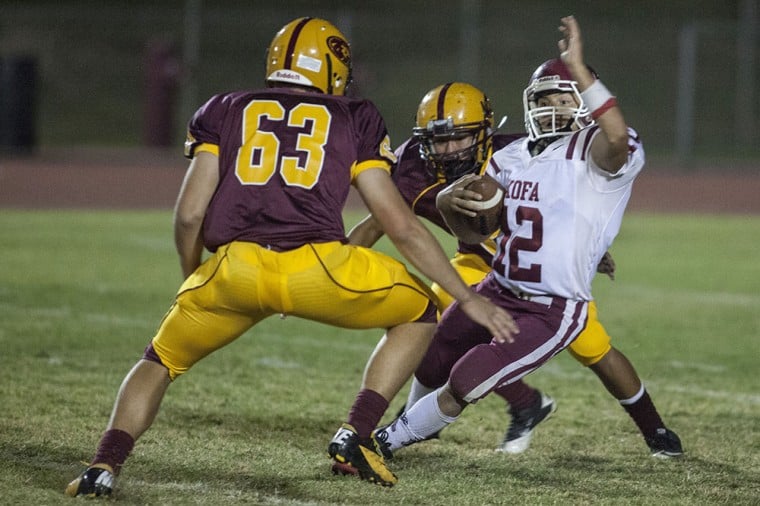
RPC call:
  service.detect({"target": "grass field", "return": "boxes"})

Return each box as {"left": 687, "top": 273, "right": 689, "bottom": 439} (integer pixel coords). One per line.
{"left": 1, "top": 210, "right": 759, "bottom": 505}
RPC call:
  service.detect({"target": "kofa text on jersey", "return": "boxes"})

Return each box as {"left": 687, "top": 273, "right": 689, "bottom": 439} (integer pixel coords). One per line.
{"left": 505, "top": 180, "right": 540, "bottom": 202}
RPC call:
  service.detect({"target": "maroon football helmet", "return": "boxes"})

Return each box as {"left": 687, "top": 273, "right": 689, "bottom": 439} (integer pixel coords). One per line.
{"left": 523, "top": 58, "right": 597, "bottom": 141}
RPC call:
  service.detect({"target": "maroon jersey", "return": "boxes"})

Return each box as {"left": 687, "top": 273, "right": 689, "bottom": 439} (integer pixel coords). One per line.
{"left": 185, "top": 87, "right": 394, "bottom": 252}
{"left": 391, "top": 133, "right": 525, "bottom": 263}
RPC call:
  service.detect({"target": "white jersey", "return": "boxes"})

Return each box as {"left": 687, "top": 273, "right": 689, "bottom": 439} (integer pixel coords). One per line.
{"left": 487, "top": 125, "right": 644, "bottom": 300}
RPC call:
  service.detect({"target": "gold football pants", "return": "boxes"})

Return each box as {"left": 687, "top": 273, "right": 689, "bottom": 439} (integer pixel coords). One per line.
{"left": 151, "top": 241, "right": 436, "bottom": 379}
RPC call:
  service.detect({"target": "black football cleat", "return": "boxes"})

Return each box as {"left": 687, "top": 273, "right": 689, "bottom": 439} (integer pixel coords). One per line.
{"left": 328, "top": 423, "right": 397, "bottom": 487}
{"left": 496, "top": 391, "right": 556, "bottom": 454}
{"left": 647, "top": 428, "right": 684, "bottom": 459}
{"left": 64, "top": 464, "right": 114, "bottom": 498}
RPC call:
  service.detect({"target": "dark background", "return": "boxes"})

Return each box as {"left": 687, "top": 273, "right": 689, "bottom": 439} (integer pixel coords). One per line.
{"left": 1, "top": 0, "right": 758, "bottom": 168}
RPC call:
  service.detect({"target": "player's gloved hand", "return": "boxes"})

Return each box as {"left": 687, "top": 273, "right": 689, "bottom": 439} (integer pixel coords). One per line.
{"left": 596, "top": 251, "right": 616, "bottom": 280}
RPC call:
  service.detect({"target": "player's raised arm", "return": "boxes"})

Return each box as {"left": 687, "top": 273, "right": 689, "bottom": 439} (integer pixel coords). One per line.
{"left": 559, "top": 15, "right": 629, "bottom": 173}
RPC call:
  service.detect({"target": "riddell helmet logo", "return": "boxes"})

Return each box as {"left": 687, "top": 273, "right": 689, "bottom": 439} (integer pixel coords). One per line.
{"left": 535, "top": 75, "right": 560, "bottom": 83}
{"left": 326, "top": 36, "right": 350, "bottom": 65}
{"left": 273, "top": 70, "right": 302, "bottom": 81}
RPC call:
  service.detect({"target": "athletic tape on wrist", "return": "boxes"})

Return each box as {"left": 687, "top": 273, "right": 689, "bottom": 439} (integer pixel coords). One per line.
{"left": 581, "top": 80, "right": 617, "bottom": 120}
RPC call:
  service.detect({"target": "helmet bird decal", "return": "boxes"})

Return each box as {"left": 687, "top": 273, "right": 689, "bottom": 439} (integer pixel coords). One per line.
{"left": 266, "top": 17, "right": 352, "bottom": 96}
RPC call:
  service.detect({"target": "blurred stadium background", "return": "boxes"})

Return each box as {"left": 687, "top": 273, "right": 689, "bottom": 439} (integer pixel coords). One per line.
{"left": 0, "top": 0, "right": 758, "bottom": 168}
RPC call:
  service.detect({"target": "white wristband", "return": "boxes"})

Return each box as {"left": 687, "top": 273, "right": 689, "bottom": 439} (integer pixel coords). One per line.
{"left": 581, "top": 80, "right": 617, "bottom": 119}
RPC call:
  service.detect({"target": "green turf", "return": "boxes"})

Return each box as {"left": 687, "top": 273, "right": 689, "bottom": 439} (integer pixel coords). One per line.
{"left": 0, "top": 210, "right": 758, "bottom": 505}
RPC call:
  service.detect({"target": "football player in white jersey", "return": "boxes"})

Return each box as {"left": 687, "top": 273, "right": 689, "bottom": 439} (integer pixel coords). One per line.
{"left": 373, "top": 16, "right": 682, "bottom": 470}
{"left": 351, "top": 81, "right": 681, "bottom": 458}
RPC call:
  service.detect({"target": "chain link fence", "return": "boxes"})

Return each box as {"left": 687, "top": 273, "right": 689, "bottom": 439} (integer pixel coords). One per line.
{"left": 1, "top": 0, "right": 756, "bottom": 167}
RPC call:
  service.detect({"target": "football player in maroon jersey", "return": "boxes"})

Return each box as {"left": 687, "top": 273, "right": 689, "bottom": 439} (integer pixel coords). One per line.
{"left": 65, "top": 17, "right": 516, "bottom": 497}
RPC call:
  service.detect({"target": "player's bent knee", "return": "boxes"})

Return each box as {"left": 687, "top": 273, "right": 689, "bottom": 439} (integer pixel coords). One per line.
{"left": 568, "top": 346, "right": 609, "bottom": 366}
{"left": 142, "top": 342, "right": 164, "bottom": 366}
{"left": 415, "top": 300, "right": 438, "bottom": 324}
{"left": 414, "top": 354, "right": 452, "bottom": 390}
{"left": 142, "top": 342, "right": 183, "bottom": 381}
{"left": 448, "top": 343, "right": 502, "bottom": 403}
{"left": 567, "top": 324, "right": 611, "bottom": 366}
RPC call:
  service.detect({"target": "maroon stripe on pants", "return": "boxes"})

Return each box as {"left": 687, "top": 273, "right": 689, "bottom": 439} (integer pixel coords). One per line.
{"left": 415, "top": 274, "right": 587, "bottom": 403}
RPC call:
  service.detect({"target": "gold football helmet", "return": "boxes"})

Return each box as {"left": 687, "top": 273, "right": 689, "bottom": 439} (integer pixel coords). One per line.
{"left": 413, "top": 82, "right": 495, "bottom": 183}
{"left": 265, "top": 17, "right": 352, "bottom": 96}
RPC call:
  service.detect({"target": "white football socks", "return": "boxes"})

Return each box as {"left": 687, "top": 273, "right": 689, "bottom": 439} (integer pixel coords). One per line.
{"left": 382, "top": 388, "right": 458, "bottom": 452}
{"left": 404, "top": 377, "right": 436, "bottom": 411}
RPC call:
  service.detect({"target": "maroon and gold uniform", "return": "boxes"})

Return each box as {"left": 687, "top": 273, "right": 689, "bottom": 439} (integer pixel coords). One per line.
{"left": 67, "top": 19, "right": 518, "bottom": 496}
{"left": 186, "top": 88, "right": 390, "bottom": 252}
{"left": 151, "top": 87, "right": 437, "bottom": 379}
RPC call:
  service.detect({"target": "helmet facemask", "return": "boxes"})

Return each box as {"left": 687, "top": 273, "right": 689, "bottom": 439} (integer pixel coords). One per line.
{"left": 413, "top": 82, "right": 495, "bottom": 184}
{"left": 414, "top": 119, "right": 491, "bottom": 183}
{"left": 523, "top": 79, "right": 592, "bottom": 141}
{"left": 522, "top": 59, "right": 601, "bottom": 147}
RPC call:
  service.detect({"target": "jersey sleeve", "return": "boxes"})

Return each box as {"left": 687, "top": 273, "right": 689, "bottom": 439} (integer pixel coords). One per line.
{"left": 349, "top": 100, "right": 396, "bottom": 181}
{"left": 390, "top": 138, "right": 414, "bottom": 185}
{"left": 183, "top": 94, "right": 227, "bottom": 159}
{"left": 585, "top": 126, "right": 645, "bottom": 190}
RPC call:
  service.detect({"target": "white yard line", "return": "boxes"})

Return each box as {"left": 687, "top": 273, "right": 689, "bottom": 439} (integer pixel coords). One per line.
{"left": 615, "top": 283, "right": 760, "bottom": 307}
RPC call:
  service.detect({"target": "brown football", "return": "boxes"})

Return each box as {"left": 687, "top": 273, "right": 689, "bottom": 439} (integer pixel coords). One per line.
{"left": 463, "top": 175, "right": 504, "bottom": 235}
